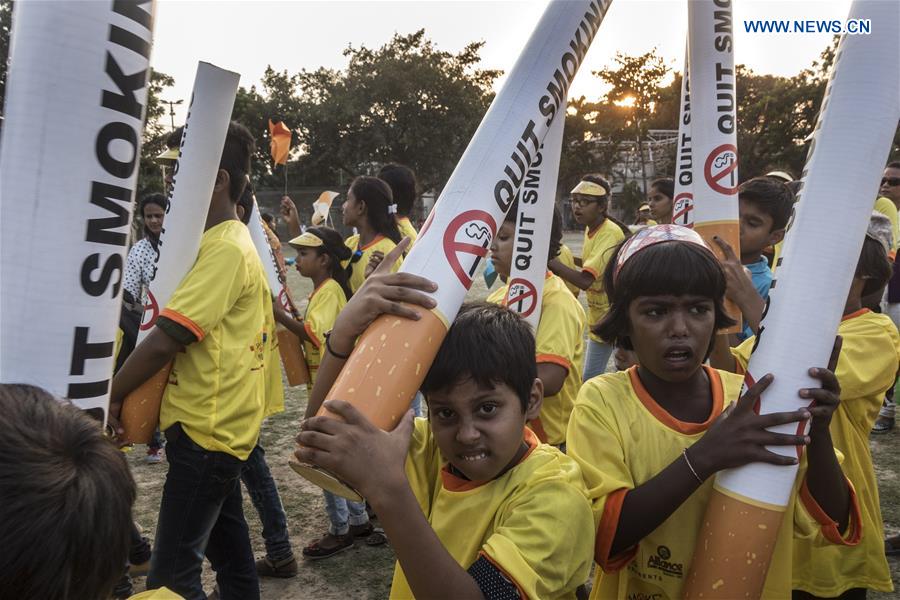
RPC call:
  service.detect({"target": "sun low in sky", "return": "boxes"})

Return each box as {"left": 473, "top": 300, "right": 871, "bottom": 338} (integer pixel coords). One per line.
{"left": 152, "top": 0, "right": 854, "bottom": 123}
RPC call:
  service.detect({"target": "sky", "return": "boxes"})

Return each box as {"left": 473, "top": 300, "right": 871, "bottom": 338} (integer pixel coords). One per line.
{"left": 151, "top": 0, "right": 855, "bottom": 125}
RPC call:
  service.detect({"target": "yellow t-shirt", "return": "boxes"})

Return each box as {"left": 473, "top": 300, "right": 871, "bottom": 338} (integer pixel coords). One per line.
{"left": 301, "top": 278, "right": 347, "bottom": 390}
{"left": 390, "top": 419, "right": 594, "bottom": 599}
{"left": 733, "top": 309, "right": 899, "bottom": 595}
{"left": 159, "top": 220, "right": 278, "bottom": 461}
{"left": 342, "top": 234, "right": 403, "bottom": 293}
{"left": 556, "top": 244, "right": 581, "bottom": 297}
{"left": 567, "top": 367, "right": 859, "bottom": 600}
{"left": 487, "top": 274, "right": 586, "bottom": 445}
{"left": 128, "top": 588, "right": 183, "bottom": 599}
{"left": 396, "top": 216, "right": 419, "bottom": 245}
{"left": 874, "top": 196, "right": 899, "bottom": 258}
{"left": 581, "top": 219, "right": 627, "bottom": 341}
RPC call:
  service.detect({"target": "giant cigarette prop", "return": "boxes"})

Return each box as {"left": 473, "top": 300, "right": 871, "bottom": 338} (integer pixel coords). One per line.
{"left": 684, "top": 1, "right": 900, "bottom": 597}
{"left": 292, "top": 0, "right": 614, "bottom": 499}
{"left": 504, "top": 115, "right": 565, "bottom": 329}
{"left": 672, "top": 42, "right": 694, "bottom": 227}
{"left": 248, "top": 199, "right": 309, "bottom": 386}
{"left": 688, "top": 0, "right": 740, "bottom": 329}
{"left": 0, "top": 0, "right": 155, "bottom": 421}
{"left": 120, "top": 63, "right": 240, "bottom": 443}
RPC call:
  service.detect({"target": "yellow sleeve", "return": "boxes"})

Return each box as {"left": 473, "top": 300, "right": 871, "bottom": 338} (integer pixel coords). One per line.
{"left": 731, "top": 336, "right": 754, "bottom": 373}
{"left": 305, "top": 288, "right": 343, "bottom": 349}
{"left": 835, "top": 322, "right": 899, "bottom": 400}
{"left": 162, "top": 240, "right": 246, "bottom": 340}
{"left": 793, "top": 453, "right": 863, "bottom": 547}
{"left": 481, "top": 461, "right": 594, "bottom": 599}
{"left": 580, "top": 236, "right": 604, "bottom": 279}
{"left": 535, "top": 299, "right": 581, "bottom": 373}
{"left": 403, "top": 418, "right": 442, "bottom": 515}
{"left": 567, "top": 384, "right": 637, "bottom": 572}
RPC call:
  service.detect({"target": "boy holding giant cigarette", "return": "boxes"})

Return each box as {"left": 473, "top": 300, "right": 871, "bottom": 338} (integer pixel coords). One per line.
{"left": 296, "top": 241, "right": 594, "bottom": 599}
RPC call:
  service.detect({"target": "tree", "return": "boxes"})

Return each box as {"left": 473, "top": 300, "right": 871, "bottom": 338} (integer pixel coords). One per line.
{"left": 0, "top": 0, "right": 12, "bottom": 125}
{"left": 595, "top": 50, "right": 671, "bottom": 135}
{"left": 291, "top": 30, "right": 500, "bottom": 193}
{"left": 135, "top": 69, "right": 175, "bottom": 197}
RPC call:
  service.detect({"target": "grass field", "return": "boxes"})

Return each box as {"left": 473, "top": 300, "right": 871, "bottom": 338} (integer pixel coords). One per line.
{"left": 128, "top": 232, "right": 900, "bottom": 598}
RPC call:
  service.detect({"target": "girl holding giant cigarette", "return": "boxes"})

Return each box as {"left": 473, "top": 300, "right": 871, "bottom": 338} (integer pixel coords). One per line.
{"left": 566, "top": 225, "right": 859, "bottom": 600}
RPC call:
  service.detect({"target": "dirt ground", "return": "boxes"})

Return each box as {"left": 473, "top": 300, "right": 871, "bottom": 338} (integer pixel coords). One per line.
{"left": 127, "top": 232, "right": 900, "bottom": 598}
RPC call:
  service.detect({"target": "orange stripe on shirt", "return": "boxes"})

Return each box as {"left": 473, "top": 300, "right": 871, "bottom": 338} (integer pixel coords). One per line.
{"left": 304, "top": 321, "right": 321, "bottom": 349}
{"left": 536, "top": 353, "right": 571, "bottom": 371}
{"left": 160, "top": 308, "right": 205, "bottom": 342}
{"left": 595, "top": 487, "right": 637, "bottom": 571}
{"left": 799, "top": 476, "right": 862, "bottom": 546}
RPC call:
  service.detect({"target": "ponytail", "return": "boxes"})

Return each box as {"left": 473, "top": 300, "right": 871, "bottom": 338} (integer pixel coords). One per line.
{"left": 306, "top": 227, "right": 354, "bottom": 301}
{"left": 349, "top": 176, "right": 402, "bottom": 245}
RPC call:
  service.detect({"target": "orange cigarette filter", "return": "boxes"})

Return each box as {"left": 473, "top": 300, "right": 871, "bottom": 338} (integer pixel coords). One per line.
{"left": 120, "top": 363, "right": 172, "bottom": 444}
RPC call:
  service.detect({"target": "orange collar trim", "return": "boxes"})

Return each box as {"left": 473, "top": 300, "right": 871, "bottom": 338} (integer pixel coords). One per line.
{"left": 628, "top": 365, "right": 724, "bottom": 435}
{"left": 841, "top": 308, "right": 870, "bottom": 322}
{"left": 359, "top": 235, "right": 386, "bottom": 252}
{"left": 308, "top": 277, "right": 334, "bottom": 300}
{"left": 440, "top": 427, "right": 539, "bottom": 492}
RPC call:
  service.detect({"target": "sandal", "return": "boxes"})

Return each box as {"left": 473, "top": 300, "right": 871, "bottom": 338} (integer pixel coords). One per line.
{"left": 349, "top": 522, "right": 374, "bottom": 538}
{"left": 365, "top": 527, "right": 388, "bottom": 547}
{"left": 302, "top": 532, "right": 354, "bottom": 560}
{"left": 873, "top": 417, "right": 895, "bottom": 434}
{"left": 886, "top": 535, "right": 900, "bottom": 556}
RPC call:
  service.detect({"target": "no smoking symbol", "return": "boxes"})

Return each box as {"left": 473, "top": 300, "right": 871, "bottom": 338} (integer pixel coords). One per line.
{"left": 673, "top": 193, "right": 694, "bottom": 227}
{"left": 140, "top": 290, "right": 159, "bottom": 331}
{"left": 443, "top": 210, "right": 497, "bottom": 288}
{"left": 704, "top": 143, "right": 738, "bottom": 195}
{"left": 506, "top": 278, "right": 539, "bottom": 318}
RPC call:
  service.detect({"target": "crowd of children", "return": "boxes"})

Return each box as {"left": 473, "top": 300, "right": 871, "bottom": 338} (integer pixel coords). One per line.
{"left": 4, "top": 113, "right": 900, "bottom": 600}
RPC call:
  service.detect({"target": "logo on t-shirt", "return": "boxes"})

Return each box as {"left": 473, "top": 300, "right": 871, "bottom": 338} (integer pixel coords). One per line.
{"left": 647, "top": 545, "right": 683, "bottom": 578}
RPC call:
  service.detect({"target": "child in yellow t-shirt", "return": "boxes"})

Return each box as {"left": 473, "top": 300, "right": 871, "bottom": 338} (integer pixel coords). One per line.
{"left": 487, "top": 201, "right": 585, "bottom": 448}
{"left": 274, "top": 227, "right": 380, "bottom": 558}
{"left": 566, "top": 225, "right": 860, "bottom": 600}
{"left": 556, "top": 242, "right": 581, "bottom": 297}
{"left": 722, "top": 214, "right": 898, "bottom": 597}
{"left": 379, "top": 163, "right": 420, "bottom": 245}
{"left": 297, "top": 241, "right": 594, "bottom": 599}
{"left": 549, "top": 175, "right": 628, "bottom": 380}
{"left": 341, "top": 176, "right": 404, "bottom": 293}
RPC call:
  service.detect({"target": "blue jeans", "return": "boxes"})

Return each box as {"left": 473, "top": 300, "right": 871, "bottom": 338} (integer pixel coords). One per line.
{"left": 242, "top": 444, "right": 293, "bottom": 561}
{"left": 323, "top": 490, "right": 368, "bottom": 535}
{"left": 583, "top": 338, "right": 613, "bottom": 381}
{"left": 148, "top": 425, "right": 259, "bottom": 600}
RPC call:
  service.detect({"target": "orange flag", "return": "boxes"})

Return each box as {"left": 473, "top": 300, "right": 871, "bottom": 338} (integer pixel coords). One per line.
{"left": 268, "top": 119, "right": 291, "bottom": 165}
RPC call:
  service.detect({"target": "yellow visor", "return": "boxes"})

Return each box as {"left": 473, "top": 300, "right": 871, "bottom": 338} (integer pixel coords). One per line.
{"left": 570, "top": 180, "right": 607, "bottom": 197}
{"left": 288, "top": 231, "right": 324, "bottom": 249}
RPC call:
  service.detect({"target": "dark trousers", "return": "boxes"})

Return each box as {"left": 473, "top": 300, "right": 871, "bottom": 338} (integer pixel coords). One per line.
{"left": 147, "top": 425, "right": 259, "bottom": 600}
{"left": 242, "top": 443, "right": 293, "bottom": 561}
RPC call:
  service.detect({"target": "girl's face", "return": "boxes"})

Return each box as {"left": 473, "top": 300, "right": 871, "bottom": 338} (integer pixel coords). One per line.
{"left": 295, "top": 247, "right": 327, "bottom": 278}
{"left": 647, "top": 186, "right": 673, "bottom": 223}
{"left": 142, "top": 203, "right": 165, "bottom": 236}
{"left": 627, "top": 294, "right": 716, "bottom": 382}
{"left": 342, "top": 189, "right": 364, "bottom": 227}
{"left": 488, "top": 221, "right": 515, "bottom": 279}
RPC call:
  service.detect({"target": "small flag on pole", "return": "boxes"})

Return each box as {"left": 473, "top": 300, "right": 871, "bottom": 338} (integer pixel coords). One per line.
{"left": 269, "top": 119, "right": 291, "bottom": 165}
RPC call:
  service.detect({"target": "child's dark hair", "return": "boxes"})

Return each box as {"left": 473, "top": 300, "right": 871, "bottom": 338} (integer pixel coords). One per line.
{"left": 350, "top": 176, "right": 403, "bottom": 244}
{"left": 502, "top": 198, "right": 563, "bottom": 261}
{"left": 594, "top": 241, "right": 736, "bottom": 356}
{"left": 0, "top": 384, "right": 136, "bottom": 600}
{"left": 262, "top": 212, "right": 277, "bottom": 230}
{"left": 739, "top": 177, "right": 795, "bottom": 231}
{"left": 306, "top": 226, "right": 354, "bottom": 300}
{"left": 378, "top": 163, "right": 417, "bottom": 217}
{"left": 650, "top": 177, "right": 674, "bottom": 199}
{"left": 237, "top": 182, "right": 254, "bottom": 225}
{"left": 422, "top": 303, "right": 536, "bottom": 411}
{"left": 857, "top": 236, "right": 893, "bottom": 298}
{"left": 220, "top": 121, "right": 256, "bottom": 202}
{"left": 140, "top": 192, "right": 168, "bottom": 217}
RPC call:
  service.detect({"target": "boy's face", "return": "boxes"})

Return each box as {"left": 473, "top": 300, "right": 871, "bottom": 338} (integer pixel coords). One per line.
{"left": 627, "top": 294, "right": 716, "bottom": 382}
{"left": 881, "top": 166, "right": 900, "bottom": 204}
{"left": 570, "top": 195, "right": 607, "bottom": 226}
{"left": 142, "top": 204, "right": 165, "bottom": 236}
{"left": 488, "top": 221, "right": 515, "bottom": 279}
{"left": 427, "top": 377, "right": 542, "bottom": 482}
{"left": 739, "top": 198, "right": 782, "bottom": 259}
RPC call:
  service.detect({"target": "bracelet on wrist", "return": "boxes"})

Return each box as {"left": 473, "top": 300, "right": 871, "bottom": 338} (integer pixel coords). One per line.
{"left": 682, "top": 448, "right": 704, "bottom": 484}
{"left": 324, "top": 330, "right": 352, "bottom": 360}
